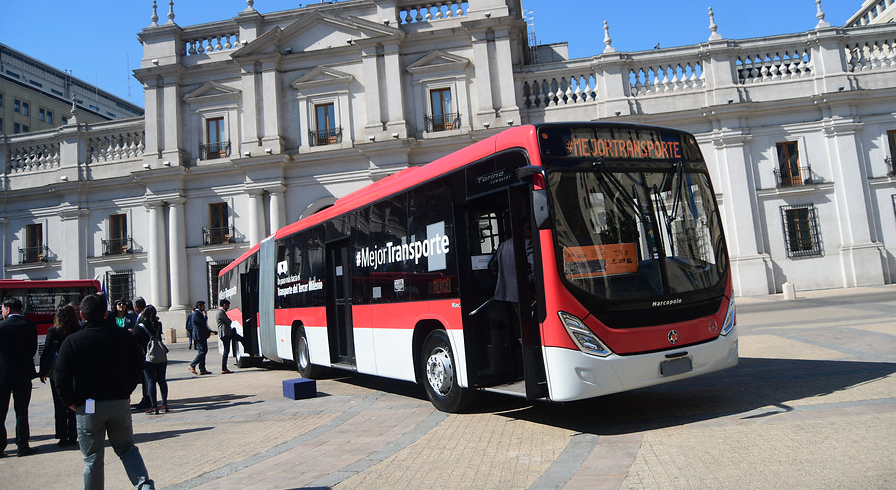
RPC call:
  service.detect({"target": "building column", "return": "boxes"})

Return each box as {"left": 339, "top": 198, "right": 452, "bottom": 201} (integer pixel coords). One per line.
{"left": 167, "top": 197, "right": 189, "bottom": 311}
{"left": 59, "top": 207, "right": 86, "bottom": 280}
{"left": 247, "top": 190, "right": 266, "bottom": 247}
{"left": 161, "top": 76, "right": 184, "bottom": 165}
{"left": 470, "top": 30, "right": 495, "bottom": 120}
{"left": 268, "top": 186, "right": 287, "bottom": 233}
{"left": 709, "top": 127, "right": 771, "bottom": 296}
{"left": 0, "top": 218, "right": 6, "bottom": 279}
{"left": 146, "top": 201, "right": 170, "bottom": 309}
{"left": 823, "top": 115, "right": 886, "bottom": 287}
{"left": 382, "top": 44, "right": 407, "bottom": 138}
{"left": 240, "top": 65, "right": 260, "bottom": 154}
{"left": 492, "top": 28, "right": 520, "bottom": 125}
{"left": 260, "top": 61, "right": 283, "bottom": 153}
{"left": 361, "top": 45, "right": 383, "bottom": 136}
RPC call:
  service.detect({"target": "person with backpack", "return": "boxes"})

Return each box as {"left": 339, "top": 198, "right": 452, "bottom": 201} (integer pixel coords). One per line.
{"left": 138, "top": 306, "right": 169, "bottom": 415}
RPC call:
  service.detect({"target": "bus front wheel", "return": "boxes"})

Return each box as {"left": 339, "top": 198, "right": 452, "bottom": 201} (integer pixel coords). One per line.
{"left": 421, "top": 330, "right": 474, "bottom": 413}
{"left": 294, "top": 327, "right": 324, "bottom": 379}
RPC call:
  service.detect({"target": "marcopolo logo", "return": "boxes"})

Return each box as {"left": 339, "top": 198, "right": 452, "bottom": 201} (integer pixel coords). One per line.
{"left": 651, "top": 298, "right": 683, "bottom": 307}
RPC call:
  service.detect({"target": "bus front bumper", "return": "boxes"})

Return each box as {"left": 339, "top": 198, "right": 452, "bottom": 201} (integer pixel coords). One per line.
{"left": 542, "top": 329, "right": 739, "bottom": 402}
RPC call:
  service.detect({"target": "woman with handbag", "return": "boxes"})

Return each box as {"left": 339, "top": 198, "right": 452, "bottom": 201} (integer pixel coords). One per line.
{"left": 139, "top": 306, "right": 169, "bottom": 415}
{"left": 38, "top": 304, "right": 80, "bottom": 446}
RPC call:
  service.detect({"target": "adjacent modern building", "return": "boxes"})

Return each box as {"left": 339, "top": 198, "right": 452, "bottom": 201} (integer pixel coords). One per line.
{"left": 1, "top": 0, "right": 895, "bottom": 323}
{"left": 0, "top": 43, "right": 144, "bottom": 136}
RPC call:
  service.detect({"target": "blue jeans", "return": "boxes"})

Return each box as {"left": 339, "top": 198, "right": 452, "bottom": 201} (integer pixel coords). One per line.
{"left": 76, "top": 399, "right": 154, "bottom": 489}
{"left": 190, "top": 338, "right": 209, "bottom": 371}
{"left": 144, "top": 362, "right": 168, "bottom": 409}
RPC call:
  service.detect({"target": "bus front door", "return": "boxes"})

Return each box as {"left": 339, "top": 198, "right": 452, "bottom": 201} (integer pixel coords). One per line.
{"left": 326, "top": 239, "right": 356, "bottom": 366}
{"left": 458, "top": 187, "right": 547, "bottom": 399}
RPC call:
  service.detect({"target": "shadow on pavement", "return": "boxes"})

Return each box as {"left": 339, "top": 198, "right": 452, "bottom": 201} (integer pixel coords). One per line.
{"left": 489, "top": 357, "right": 896, "bottom": 435}
{"left": 134, "top": 425, "right": 215, "bottom": 444}
{"left": 133, "top": 393, "right": 261, "bottom": 414}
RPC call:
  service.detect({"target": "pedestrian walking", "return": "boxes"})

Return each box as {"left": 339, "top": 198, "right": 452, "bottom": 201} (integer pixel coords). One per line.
{"left": 188, "top": 301, "right": 216, "bottom": 375}
{"left": 0, "top": 296, "right": 39, "bottom": 458}
{"left": 185, "top": 309, "right": 194, "bottom": 350}
{"left": 217, "top": 299, "right": 245, "bottom": 374}
{"left": 53, "top": 293, "right": 155, "bottom": 490}
{"left": 138, "top": 306, "right": 169, "bottom": 415}
{"left": 38, "top": 304, "right": 80, "bottom": 447}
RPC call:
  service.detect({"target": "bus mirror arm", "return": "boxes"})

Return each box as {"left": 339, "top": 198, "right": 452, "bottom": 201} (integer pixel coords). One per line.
{"left": 469, "top": 297, "right": 494, "bottom": 316}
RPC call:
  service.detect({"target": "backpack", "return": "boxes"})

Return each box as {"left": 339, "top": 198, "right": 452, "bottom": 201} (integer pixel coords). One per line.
{"left": 141, "top": 324, "right": 168, "bottom": 363}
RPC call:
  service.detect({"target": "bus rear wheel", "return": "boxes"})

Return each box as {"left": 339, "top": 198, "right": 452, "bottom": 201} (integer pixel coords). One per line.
{"left": 421, "top": 330, "right": 474, "bottom": 413}
{"left": 294, "top": 327, "right": 324, "bottom": 379}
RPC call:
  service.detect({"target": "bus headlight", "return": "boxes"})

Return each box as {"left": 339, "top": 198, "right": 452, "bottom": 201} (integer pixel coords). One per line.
{"left": 558, "top": 311, "right": 612, "bottom": 357}
{"left": 720, "top": 298, "right": 736, "bottom": 336}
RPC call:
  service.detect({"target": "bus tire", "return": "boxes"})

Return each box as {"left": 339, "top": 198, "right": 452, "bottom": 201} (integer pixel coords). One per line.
{"left": 294, "top": 327, "right": 324, "bottom": 379}
{"left": 421, "top": 330, "right": 474, "bottom": 413}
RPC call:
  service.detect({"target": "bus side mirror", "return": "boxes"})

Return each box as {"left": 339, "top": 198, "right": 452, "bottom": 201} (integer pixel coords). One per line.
{"left": 517, "top": 166, "right": 552, "bottom": 230}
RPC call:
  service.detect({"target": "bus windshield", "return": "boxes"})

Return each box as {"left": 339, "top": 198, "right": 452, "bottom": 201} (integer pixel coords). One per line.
{"left": 548, "top": 165, "right": 727, "bottom": 301}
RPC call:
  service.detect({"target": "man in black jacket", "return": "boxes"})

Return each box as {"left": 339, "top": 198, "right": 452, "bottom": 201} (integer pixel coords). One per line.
{"left": 188, "top": 301, "right": 215, "bottom": 375}
{"left": 54, "top": 294, "right": 155, "bottom": 490}
{"left": 0, "top": 296, "right": 38, "bottom": 457}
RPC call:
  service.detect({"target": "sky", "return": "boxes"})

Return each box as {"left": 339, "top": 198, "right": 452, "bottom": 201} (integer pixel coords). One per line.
{"left": 2, "top": 1, "right": 862, "bottom": 109}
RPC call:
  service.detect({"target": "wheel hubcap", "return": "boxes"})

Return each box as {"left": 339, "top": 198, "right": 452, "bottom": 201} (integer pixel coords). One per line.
{"left": 298, "top": 337, "right": 310, "bottom": 370}
{"left": 426, "top": 347, "right": 453, "bottom": 396}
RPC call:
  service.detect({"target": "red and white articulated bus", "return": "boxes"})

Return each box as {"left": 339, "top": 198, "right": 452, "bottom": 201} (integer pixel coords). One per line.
{"left": 218, "top": 123, "right": 738, "bottom": 412}
{"left": 0, "top": 279, "right": 101, "bottom": 354}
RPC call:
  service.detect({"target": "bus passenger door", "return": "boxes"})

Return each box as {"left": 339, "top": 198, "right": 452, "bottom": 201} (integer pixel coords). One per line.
{"left": 326, "top": 239, "right": 356, "bottom": 366}
{"left": 458, "top": 188, "right": 546, "bottom": 398}
{"left": 240, "top": 268, "right": 260, "bottom": 356}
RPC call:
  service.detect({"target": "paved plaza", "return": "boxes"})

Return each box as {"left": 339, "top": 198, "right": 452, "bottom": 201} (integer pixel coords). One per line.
{"left": 3, "top": 285, "right": 895, "bottom": 489}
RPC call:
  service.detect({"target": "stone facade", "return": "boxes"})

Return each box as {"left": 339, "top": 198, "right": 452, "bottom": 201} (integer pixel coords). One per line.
{"left": 1, "top": 0, "right": 895, "bottom": 322}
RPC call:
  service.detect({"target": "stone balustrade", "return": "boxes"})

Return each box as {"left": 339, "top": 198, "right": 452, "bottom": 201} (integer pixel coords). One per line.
{"left": 181, "top": 22, "right": 241, "bottom": 57}
{"left": 6, "top": 139, "right": 60, "bottom": 174}
{"left": 88, "top": 127, "right": 145, "bottom": 163}
{"left": 516, "top": 24, "right": 896, "bottom": 113}
{"left": 1, "top": 118, "right": 145, "bottom": 182}
{"left": 399, "top": 1, "right": 468, "bottom": 25}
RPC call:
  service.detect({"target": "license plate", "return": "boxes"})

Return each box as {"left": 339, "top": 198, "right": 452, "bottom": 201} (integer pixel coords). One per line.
{"left": 660, "top": 356, "right": 693, "bottom": 376}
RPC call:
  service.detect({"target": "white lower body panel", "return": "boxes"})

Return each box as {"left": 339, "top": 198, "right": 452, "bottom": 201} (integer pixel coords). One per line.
{"left": 543, "top": 329, "right": 739, "bottom": 402}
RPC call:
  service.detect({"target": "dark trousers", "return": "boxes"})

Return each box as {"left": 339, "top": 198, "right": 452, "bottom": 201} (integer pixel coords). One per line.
{"left": 190, "top": 339, "right": 209, "bottom": 371}
{"left": 221, "top": 333, "right": 244, "bottom": 370}
{"left": 0, "top": 379, "right": 33, "bottom": 452}
{"left": 186, "top": 328, "right": 194, "bottom": 349}
{"left": 144, "top": 362, "right": 168, "bottom": 409}
{"left": 50, "top": 377, "right": 77, "bottom": 442}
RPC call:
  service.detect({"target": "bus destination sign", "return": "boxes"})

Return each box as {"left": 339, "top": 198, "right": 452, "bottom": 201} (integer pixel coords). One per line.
{"left": 539, "top": 126, "right": 699, "bottom": 161}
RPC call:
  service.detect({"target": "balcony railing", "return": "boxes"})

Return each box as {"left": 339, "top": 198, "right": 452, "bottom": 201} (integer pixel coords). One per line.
{"left": 774, "top": 166, "right": 815, "bottom": 188}
{"left": 886, "top": 156, "right": 894, "bottom": 176}
{"left": 19, "top": 245, "right": 48, "bottom": 263}
{"left": 199, "top": 141, "right": 231, "bottom": 160}
{"left": 102, "top": 237, "right": 134, "bottom": 256}
{"left": 309, "top": 128, "right": 342, "bottom": 147}
{"left": 203, "top": 226, "right": 234, "bottom": 245}
{"left": 425, "top": 113, "right": 460, "bottom": 132}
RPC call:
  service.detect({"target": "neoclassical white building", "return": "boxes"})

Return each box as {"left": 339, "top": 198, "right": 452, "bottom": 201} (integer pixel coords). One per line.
{"left": 1, "top": 0, "right": 895, "bottom": 322}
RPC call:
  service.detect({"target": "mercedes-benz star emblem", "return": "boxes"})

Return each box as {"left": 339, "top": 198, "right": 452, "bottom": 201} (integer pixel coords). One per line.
{"left": 668, "top": 330, "right": 679, "bottom": 344}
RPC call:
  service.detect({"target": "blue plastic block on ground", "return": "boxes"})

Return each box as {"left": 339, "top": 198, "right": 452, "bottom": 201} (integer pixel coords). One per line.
{"left": 282, "top": 378, "right": 317, "bottom": 400}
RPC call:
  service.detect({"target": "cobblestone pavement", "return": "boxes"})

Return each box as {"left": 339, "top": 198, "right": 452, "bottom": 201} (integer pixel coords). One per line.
{"left": 3, "top": 285, "right": 895, "bottom": 489}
